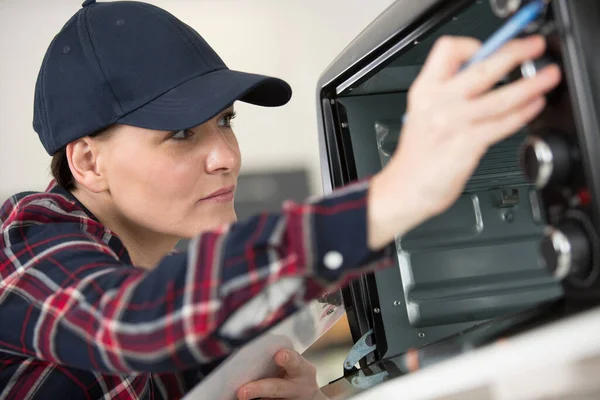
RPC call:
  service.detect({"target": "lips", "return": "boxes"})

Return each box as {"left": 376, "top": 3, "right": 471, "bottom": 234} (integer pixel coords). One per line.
{"left": 200, "top": 186, "right": 235, "bottom": 203}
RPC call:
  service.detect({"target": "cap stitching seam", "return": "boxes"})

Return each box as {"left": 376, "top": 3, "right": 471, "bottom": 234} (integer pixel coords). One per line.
{"left": 130, "top": 3, "right": 210, "bottom": 70}
{"left": 180, "top": 22, "right": 222, "bottom": 68}
{"left": 82, "top": 7, "right": 124, "bottom": 113}
{"left": 131, "top": 3, "right": 206, "bottom": 67}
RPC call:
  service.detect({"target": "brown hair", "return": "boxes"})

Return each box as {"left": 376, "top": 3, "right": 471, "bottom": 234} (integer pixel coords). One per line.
{"left": 50, "top": 127, "right": 111, "bottom": 190}
{"left": 51, "top": 147, "right": 76, "bottom": 190}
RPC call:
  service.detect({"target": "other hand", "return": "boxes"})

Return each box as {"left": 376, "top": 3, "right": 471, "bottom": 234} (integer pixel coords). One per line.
{"left": 236, "top": 349, "right": 328, "bottom": 400}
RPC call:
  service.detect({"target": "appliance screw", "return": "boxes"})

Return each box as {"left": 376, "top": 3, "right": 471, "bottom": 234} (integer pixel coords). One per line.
{"left": 374, "top": 308, "right": 381, "bottom": 314}
{"left": 393, "top": 301, "right": 402, "bottom": 306}
{"left": 418, "top": 332, "right": 426, "bottom": 338}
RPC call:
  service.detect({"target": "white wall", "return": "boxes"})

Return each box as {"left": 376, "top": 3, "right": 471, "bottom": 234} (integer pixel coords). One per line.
{"left": 0, "top": 0, "right": 395, "bottom": 201}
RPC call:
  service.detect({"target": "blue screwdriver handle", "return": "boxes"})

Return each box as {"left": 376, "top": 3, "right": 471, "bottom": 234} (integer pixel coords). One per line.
{"left": 402, "top": 0, "right": 546, "bottom": 123}
{"left": 461, "top": 0, "right": 547, "bottom": 69}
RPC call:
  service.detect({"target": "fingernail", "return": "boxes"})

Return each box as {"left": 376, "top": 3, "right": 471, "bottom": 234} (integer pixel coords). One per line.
{"left": 530, "top": 34, "right": 545, "bottom": 42}
{"left": 528, "top": 35, "right": 545, "bottom": 48}
{"left": 240, "top": 388, "right": 250, "bottom": 400}
{"left": 544, "top": 64, "right": 562, "bottom": 82}
{"left": 280, "top": 350, "right": 289, "bottom": 363}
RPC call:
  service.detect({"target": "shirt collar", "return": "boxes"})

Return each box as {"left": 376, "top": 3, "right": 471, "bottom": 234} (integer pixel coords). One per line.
{"left": 47, "top": 180, "right": 99, "bottom": 222}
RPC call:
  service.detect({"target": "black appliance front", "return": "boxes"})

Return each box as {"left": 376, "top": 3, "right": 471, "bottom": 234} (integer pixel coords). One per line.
{"left": 316, "top": 0, "right": 600, "bottom": 375}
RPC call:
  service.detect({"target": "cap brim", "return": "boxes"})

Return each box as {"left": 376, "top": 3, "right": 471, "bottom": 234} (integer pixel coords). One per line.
{"left": 117, "top": 69, "right": 292, "bottom": 130}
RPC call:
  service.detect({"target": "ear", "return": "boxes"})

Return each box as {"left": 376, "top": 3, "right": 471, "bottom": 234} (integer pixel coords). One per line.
{"left": 66, "top": 137, "right": 109, "bottom": 193}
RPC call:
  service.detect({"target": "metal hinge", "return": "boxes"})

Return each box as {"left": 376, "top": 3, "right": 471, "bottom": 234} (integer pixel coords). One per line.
{"left": 350, "top": 369, "right": 389, "bottom": 390}
{"left": 343, "top": 329, "right": 390, "bottom": 389}
{"left": 344, "top": 329, "right": 376, "bottom": 371}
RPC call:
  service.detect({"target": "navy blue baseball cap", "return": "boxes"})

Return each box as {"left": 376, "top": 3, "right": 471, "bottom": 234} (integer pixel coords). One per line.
{"left": 33, "top": 0, "right": 292, "bottom": 155}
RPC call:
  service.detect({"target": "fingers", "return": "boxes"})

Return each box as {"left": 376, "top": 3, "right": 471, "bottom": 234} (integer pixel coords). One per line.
{"left": 237, "top": 378, "right": 296, "bottom": 400}
{"left": 236, "top": 350, "right": 318, "bottom": 400}
{"left": 274, "top": 349, "right": 316, "bottom": 380}
{"left": 470, "top": 64, "right": 561, "bottom": 120}
{"left": 448, "top": 35, "right": 547, "bottom": 97}
{"left": 417, "top": 36, "right": 482, "bottom": 82}
{"left": 478, "top": 96, "right": 547, "bottom": 146}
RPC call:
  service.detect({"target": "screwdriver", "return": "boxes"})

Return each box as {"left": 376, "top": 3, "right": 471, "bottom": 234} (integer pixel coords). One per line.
{"left": 402, "top": 0, "right": 548, "bottom": 124}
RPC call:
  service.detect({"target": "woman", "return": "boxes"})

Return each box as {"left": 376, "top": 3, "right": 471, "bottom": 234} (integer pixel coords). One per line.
{"left": 0, "top": 0, "right": 561, "bottom": 399}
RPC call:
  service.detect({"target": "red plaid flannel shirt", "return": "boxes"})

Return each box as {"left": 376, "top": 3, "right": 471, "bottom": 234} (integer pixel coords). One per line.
{"left": 0, "top": 180, "right": 392, "bottom": 399}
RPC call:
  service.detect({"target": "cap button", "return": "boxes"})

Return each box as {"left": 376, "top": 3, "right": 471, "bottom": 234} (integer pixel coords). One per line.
{"left": 324, "top": 251, "right": 343, "bottom": 270}
{"left": 82, "top": 0, "right": 96, "bottom": 7}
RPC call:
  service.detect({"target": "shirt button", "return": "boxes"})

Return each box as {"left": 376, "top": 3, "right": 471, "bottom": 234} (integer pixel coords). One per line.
{"left": 324, "top": 251, "right": 343, "bottom": 270}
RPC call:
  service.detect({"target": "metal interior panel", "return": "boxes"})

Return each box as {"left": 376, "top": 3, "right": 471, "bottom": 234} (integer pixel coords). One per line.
{"left": 336, "top": 85, "right": 561, "bottom": 359}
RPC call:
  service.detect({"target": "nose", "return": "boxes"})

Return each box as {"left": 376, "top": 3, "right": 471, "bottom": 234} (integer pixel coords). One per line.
{"left": 203, "top": 127, "right": 240, "bottom": 175}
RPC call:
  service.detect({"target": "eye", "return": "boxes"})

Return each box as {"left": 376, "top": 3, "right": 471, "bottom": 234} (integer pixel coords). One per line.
{"left": 217, "top": 111, "right": 237, "bottom": 128}
{"left": 169, "top": 129, "right": 195, "bottom": 141}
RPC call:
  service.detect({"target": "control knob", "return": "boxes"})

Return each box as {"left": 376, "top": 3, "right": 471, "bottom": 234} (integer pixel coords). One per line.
{"left": 490, "top": 0, "right": 523, "bottom": 18}
{"left": 508, "top": 56, "right": 556, "bottom": 85}
{"left": 521, "top": 135, "right": 572, "bottom": 189}
{"left": 541, "top": 221, "right": 592, "bottom": 281}
{"left": 518, "top": 57, "right": 554, "bottom": 79}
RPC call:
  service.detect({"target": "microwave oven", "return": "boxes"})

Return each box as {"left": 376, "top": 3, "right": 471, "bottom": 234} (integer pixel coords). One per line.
{"left": 316, "top": 0, "right": 600, "bottom": 397}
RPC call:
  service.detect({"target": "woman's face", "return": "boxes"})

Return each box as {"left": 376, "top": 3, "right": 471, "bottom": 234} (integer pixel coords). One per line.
{"left": 96, "top": 106, "right": 241, "bottom": 239}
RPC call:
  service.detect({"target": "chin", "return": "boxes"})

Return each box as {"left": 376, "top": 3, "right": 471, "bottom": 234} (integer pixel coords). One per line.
{"left": 216, "top": 210, "right": 237, "bottom": 226}
{"left": 183, "top": 211, "right": 238, "bottom": 238}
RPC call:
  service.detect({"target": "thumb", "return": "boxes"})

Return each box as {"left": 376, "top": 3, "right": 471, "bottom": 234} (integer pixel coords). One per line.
{"left": 275, "top": 349, "right": 313, "bottom": 379}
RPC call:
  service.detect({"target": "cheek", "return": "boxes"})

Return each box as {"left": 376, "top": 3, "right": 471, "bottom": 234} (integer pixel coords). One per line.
{"left": 102, "top": 135, "right": 239, "bottom": 238}
{"left": 106, "top": 147, "right": 201, "bottom": 224}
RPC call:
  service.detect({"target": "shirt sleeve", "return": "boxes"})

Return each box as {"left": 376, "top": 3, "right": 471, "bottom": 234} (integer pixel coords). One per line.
{"left": 0, "top": 179, "right": 394, "bottom": 374}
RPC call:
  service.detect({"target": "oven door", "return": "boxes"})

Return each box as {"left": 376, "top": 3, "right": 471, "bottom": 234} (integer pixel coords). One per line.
{"left": 316, "top": 0, "right": 568, "bottom": 372}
